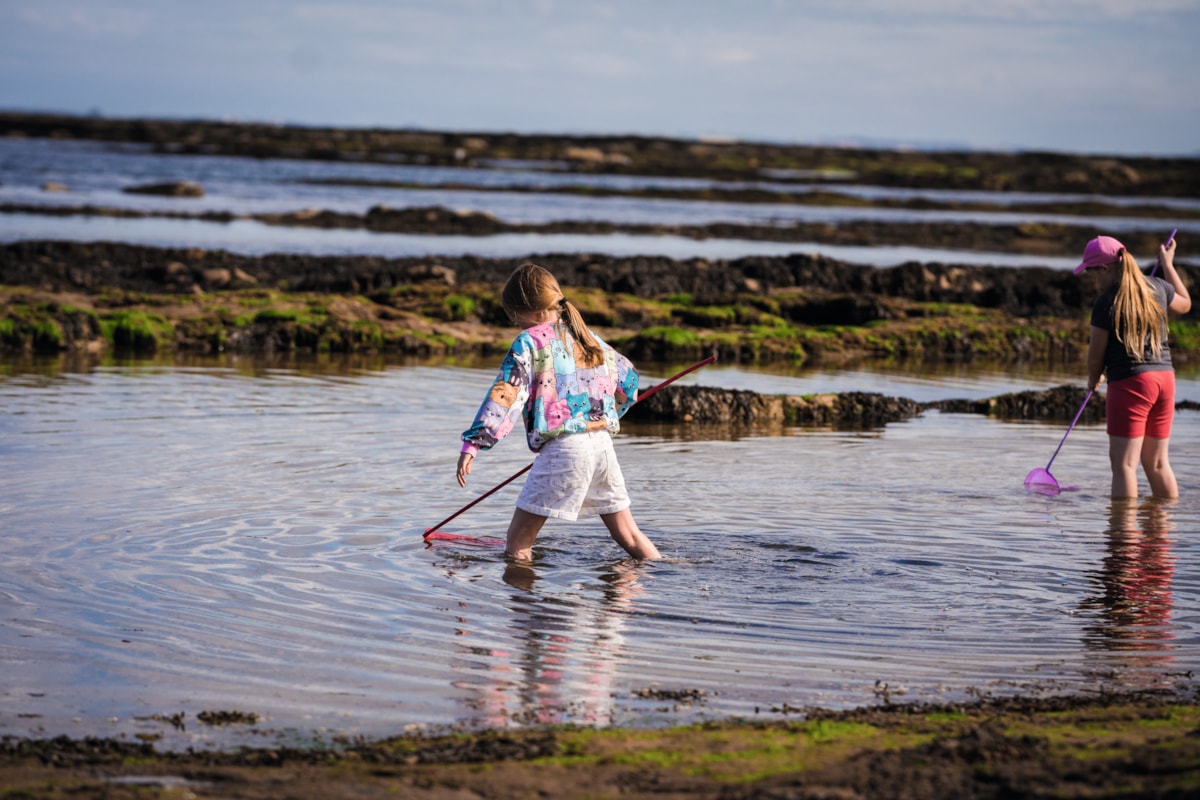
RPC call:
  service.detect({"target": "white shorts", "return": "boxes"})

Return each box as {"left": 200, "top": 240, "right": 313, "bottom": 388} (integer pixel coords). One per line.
{"left": 516, "top": 430, "right": 631, "bottom": 521}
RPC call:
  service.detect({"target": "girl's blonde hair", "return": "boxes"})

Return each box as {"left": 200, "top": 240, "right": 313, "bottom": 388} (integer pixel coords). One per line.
{"left": 1111, "top": 249, "right": 1168, "bottom": 361}
{"left": 502, "top": 262, "right": 604, "bottom": 367}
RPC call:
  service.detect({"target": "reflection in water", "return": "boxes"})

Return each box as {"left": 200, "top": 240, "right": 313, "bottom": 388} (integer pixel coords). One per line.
{"left": 1081, "top": 500, "right": 1176, "bottom": 669}
{"left": 452, "top": 560, "right": 643, "bottom": 727}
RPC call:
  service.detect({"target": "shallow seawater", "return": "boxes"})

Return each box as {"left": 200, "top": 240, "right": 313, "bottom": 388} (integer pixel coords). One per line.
{"left": 0, "top": 211, "right": 1085, "bottom": 269}
{"left": 1, "top": 359, "right": 1197, "bottom": 751}
{"left": 2, "top": 135, "right": 1193, "bottom": 269}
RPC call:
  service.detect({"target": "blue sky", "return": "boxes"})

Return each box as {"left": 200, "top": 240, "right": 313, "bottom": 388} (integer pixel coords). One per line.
{"left": 1, "top": 0, "right": 1197, "bottom": 156}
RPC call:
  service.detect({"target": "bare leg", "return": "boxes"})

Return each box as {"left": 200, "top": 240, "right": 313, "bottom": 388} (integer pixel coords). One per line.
{"left": 1140, "top": 436, "right": 1179, "bottom": 499}
{"left": 505, "top": 507, "right": 548, "bottom": 561}
{"left": 600, "top": 508, "right": 661, "bottom": 560}
{"left": 1109, "top": 435, "right": 1143, "bottom": 498}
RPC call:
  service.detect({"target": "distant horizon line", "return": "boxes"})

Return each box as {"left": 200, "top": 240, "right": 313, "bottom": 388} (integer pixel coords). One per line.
{"left": 2, "top": 106, "right": 1198, "bottom": 161}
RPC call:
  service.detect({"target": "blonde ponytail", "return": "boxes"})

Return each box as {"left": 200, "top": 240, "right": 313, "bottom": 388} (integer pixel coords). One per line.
{"left": 501, "top": 262, "right": 605, "bottom": 367}
{"left": 1111, "top": 249, "right": 1168, "bottom": 361}
{"left": 560, "top": 298, "right": 604, "bottom": 367}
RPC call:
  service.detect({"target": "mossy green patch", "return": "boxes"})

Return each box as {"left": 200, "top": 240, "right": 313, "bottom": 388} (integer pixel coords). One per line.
{"left": 101, "top": 310, "right": 171, "bottom": 353}
{"left": 443, "top": 294, "right": 477, "bottom": 321}
{"left": 31, "top": 318, "right": 62, "bottom": 350}
{"left": 638, "top": 326, "right": 701, "bottom": 348}
{"left": 1002, "top": 703, "right": 1200, "bottom": 766}
{"left": 351, "top": 321, "right": 384, "bottom": 349}
{"left": 424, "top": 332, "right": 459, "bottom": 349}
{"left": 238, "top": 291, "right": 278, "bottom": 308}
{"left": 1170, "top": 319, "right": 1200, "bottom": 351}
{"left": 1011, "top": 326, "right": 1050, "bottom": 343}
{"left": 253, "top": 308, "right": 302, "bottom": 324}
{"left": 0, "top": 301, "right": 104, "bottom": 352}
{"left": 674, "top": 304, "right": 737, "bottom": 327}
{"left": 540, "top": 719, "right": 914, "bottom": 785}
{"left": 639, "top": 704, "right": 1200, "bottom": 790}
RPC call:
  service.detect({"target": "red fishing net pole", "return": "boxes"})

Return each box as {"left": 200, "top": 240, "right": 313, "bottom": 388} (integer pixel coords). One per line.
{"left": 425, "top": 353, "right": 717, "bottom": 540}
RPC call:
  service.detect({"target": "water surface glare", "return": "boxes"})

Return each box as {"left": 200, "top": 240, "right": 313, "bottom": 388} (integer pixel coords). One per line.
{"left": 1, "top": 363, "right": 1197, "bottom": 749}
{"left": 0, "top": 212, "right": 1083, "bottom": 269}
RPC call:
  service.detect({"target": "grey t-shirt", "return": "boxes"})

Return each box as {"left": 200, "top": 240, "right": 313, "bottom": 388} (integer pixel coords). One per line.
{"left": 1090, "top": 276, "right": 1175, "bottom": 383}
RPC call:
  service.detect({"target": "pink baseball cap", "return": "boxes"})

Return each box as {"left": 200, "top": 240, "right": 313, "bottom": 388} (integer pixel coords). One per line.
{"left": 1074, "top": 235, "right": 1125, "bottom": 275}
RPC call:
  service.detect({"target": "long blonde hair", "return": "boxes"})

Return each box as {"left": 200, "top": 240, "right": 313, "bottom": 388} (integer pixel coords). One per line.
{"left": 501, "top": 262, "right": 604, "bottom": 367}
{"left": 1111, "top": 249, "right": 1168, "bottom": 361}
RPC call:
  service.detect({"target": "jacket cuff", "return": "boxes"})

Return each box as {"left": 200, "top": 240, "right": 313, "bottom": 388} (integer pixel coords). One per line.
{"left": 460, "top": 442, "right": 480, "bottom": 457}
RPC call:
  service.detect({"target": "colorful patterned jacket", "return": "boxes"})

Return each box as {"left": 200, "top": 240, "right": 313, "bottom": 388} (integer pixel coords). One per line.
{"left": 461, "top": 322, "right": 639, "bottom": 455}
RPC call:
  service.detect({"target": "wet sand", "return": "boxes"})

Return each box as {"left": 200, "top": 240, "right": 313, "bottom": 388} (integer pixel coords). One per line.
{"left": 3, "top": 691, "right": 1196, "bottom": 799}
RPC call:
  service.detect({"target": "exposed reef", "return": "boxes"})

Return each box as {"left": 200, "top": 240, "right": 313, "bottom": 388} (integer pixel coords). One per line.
{"left": 625, "top": 382, "right": 1107, "bottom": 428}
{"left": 3, "top": 241, "right": 1196, "bottom": 370}
{"left": 0, "top": 239, "right": 1117, "bottom": 314}
{"left": 1, "top": 200, "right": 1186, "bottom": 258}
{"left": 4, "top": 111, "right": 1198, "bottom": 196}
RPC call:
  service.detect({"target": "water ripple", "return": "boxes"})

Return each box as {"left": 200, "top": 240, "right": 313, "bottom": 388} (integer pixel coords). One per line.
{"left": 1, "top": 363, "right": 1197, "bottom": 748}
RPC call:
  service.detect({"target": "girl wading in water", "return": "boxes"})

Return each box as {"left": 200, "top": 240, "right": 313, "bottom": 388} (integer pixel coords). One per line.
{"left": 457, "top": 262, "right": 660, "bottom": 561}
{"left": 1079, "top": 235, "right": 1191, "bottom": 498}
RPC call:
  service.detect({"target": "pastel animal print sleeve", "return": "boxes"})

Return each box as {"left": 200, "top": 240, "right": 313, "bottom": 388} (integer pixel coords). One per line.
{"left": 609, "top": 344, "right": 639, "bottom": 418}
{"left": 460, "top": 332, "right": 534, "bottom": 457}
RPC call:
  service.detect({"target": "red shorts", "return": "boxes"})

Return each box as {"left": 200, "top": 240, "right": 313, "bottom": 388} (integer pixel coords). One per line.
{"left": 1106, "top": 371, "right": 1175, "bottom": 439}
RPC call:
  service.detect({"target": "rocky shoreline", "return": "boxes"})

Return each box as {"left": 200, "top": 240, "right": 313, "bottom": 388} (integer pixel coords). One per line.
{"left": 3, "top": 240, "right": 1197, "bottom": 425}
{"left": 2, "top": 690, "right": 1196, "bottom": 799}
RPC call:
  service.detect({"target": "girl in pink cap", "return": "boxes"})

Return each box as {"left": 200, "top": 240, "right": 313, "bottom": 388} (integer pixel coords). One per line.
{"left": 1078, "top": 235, "right": 1191, "bottom": 497}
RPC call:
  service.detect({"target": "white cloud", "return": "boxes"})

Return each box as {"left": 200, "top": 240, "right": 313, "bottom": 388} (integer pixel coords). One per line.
{"left": 803, "top": 0, "right": 1193, "bottom": 22}
{"left": 709, "top": 48, "right": 757, "bottom": 66}
{"left": 12, "top": 4, "right": 152, "bottom": 37}
{"left": 566, "top": 51, "right": 642, "bottom": 79}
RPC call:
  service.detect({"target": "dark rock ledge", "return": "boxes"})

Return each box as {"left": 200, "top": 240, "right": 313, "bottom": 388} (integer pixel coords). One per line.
{"left": 626, "top": 383, "right": 1117, "bottom": 428}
